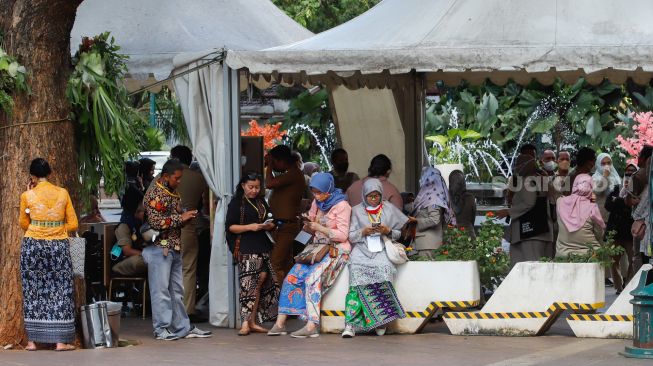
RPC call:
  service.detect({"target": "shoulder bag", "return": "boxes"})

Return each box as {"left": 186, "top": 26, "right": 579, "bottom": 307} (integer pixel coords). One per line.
{"left": 294, "top": 210, "right": 334, "bottom": 265}
{"left": 519, "top": 195, "right": 550, "bottom": 239}
{"left": 383, "top": 235, "right": 408, "bottom": 265}
{"left": 68, "top": 233, "right": 86, "bottom": 278}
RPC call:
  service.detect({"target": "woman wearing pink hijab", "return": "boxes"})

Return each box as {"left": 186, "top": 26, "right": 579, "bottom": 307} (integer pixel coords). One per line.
{"left": 555, "top": 174, "right": 606, "bottom": 257}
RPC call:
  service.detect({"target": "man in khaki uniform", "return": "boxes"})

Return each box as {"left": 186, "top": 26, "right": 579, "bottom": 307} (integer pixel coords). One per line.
{"left": 266, "top": 145, "right": 306, "bottom": 285}
{"left": 170, "top": 146, "right": 209, "bottom": 320}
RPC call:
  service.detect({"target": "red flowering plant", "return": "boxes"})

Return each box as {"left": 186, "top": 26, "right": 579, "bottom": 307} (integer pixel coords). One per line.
{"left": 617, "top": 112, "right": 653, "bottom": 165}
{"left": 413, "top": 213, "right": 509, "bottom": 290}
{"left": 241, "top": 119, "right": 287, "bottom": 151}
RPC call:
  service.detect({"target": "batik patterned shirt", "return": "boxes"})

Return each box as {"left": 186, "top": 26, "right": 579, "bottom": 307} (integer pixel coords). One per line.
{"left": 144, "top": 181, "right": 184, "bottom": 251}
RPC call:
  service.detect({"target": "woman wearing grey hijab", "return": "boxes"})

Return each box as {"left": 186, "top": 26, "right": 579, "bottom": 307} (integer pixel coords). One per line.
{"left": 342, "top": 178, "right": 408, "bottom": 338}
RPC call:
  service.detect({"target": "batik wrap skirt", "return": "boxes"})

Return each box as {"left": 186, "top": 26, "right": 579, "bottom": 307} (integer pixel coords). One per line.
{"left": 345, "top": 281, "right": 405, "bottom": 332}
{"left": 278, "top": 253, "right": 347, "bottom": 324}
{"left": 238, "top": 253, "right": 279, "bottom": 323}
{"left": 20, "top": 237, "right": 75, "bottom": 344}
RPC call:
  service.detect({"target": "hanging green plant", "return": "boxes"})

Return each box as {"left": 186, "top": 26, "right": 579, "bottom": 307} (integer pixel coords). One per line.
{"left": 67, "top": 32, "right": 145, "bottom": 198}
{"left": 0, "top": 45, "right": 29, "bottom": 116}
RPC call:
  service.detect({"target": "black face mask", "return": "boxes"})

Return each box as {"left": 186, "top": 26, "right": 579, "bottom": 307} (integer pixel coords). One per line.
{"left": 334, "top": 162, "right": 349, "bottom": 173}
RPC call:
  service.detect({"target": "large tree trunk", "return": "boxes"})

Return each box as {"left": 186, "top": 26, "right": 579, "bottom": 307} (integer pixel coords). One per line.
{"left": 0, "top": 0, "right": 83, "bottom": 347}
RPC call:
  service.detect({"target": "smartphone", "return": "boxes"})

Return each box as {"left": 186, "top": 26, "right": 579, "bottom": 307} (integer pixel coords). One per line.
{"left": 372, "top": 223, "right": 380, "bottom": 228}
{"left": 264, "top": 218, "right": 274, "bottom": 224}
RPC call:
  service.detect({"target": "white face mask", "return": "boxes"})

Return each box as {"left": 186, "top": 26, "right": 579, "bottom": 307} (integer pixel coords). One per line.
{"left": 240, "top": 155, "right": 247, "bottom": 167}
{"left": 543, "top": 161, "right": 557, "bottom": 172}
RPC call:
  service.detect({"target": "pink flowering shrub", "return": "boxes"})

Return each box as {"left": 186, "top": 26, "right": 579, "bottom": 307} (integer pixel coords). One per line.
{"left": 617, "top": 112, "right": 653, "bottom": 164}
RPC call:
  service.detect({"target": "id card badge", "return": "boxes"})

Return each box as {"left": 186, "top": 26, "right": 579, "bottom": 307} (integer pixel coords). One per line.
{"left": 366, "top": 234, "right": 383, "bottom": 253}
{"left": 294, "top": 230, "right": 313, "bottom": 246}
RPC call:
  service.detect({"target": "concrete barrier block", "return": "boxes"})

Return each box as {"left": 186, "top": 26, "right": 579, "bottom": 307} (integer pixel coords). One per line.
{"left": 567, "top": 264, "right": 652, "bottom": 339}
{"left": 444, "top": 262, "right": 605, "bottom": 336}
{"left": 320, "top": 261, "right": 481, "bottom": 334}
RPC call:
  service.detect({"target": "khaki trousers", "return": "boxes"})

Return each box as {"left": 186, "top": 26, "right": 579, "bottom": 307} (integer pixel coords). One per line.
{"left": 181, "top": 226, "right": 199, "bottom": 315}
{"left": 271, "top": 222, "right": 300, "bottom": 286}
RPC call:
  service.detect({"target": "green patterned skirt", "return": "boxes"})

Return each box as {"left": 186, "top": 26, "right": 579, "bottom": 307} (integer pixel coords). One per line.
{"left": 345, "top": 281, "right": 405, "bottom": 332}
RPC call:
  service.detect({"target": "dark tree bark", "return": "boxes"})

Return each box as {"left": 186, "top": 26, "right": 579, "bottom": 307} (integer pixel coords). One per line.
{"left": 0, "top": 0, "right": 83, "bottom": 347}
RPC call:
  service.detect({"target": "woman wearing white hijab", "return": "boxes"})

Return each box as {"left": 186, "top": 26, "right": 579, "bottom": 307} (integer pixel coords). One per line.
{"left": 592, "top": 153, "right": 621, "bottom": 222}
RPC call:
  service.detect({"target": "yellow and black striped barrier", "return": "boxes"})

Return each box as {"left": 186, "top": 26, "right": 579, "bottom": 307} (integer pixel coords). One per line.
{"left": 443, "top": 302, "right": 605, "bottom": 320}
{"left": 321, "top": 310, "right": 345, "bottom": 317}
{"left": 322, "top": 300, "right": 481, "bottom": 319}
{"left": 567, "top": 314, "right": 633, "bottom": 322}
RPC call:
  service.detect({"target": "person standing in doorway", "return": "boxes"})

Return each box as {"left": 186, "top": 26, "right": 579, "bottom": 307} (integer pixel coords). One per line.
{"left": 329, "top": 148, "right": 360, "bottom": 192}
{"left": 170, "top": 145, "right": 209, "bottom": 322}
{"left": 142, "top": 159, "right": 212, "bottom": 340}
{"left": 266, "top": 145, "right": 306, "bottom": 285}
{"left": 346, "top": 154, "right": 403, "bottom": 210}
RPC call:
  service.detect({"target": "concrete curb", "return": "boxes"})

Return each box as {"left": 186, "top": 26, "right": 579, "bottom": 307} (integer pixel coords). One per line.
{"left": 566, "top": 264, "right": 653, "bottom": 339}
{"left": 320, "top": 261, "right": 481, "bottom": 334}
{"left": 443, "top": 262, "right": 605, "bottom": 336}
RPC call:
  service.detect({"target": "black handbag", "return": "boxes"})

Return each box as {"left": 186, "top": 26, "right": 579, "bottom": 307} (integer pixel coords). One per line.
{"left": 519, "top": 195, "right": 550, "bottom": 239}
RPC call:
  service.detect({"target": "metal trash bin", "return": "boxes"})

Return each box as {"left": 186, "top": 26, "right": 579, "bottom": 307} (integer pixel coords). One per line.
{"left": 80, "top": 301, "right": 122, "bottom": 349}
{"left": 621, "top": 269, "right": 653, "bottom": 359}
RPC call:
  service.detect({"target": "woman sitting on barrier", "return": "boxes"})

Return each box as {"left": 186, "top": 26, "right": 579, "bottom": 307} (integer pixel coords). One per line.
{"left": 343, "top": 178, "right": 409, "bottom": 338}
{"left": 556, "top": 174, "right": 606, "bottom": 257}
{"left": 226, "top": 172, "right": 279, "bottom": 336}
{"left": 407, "top": 167, "right": 457, "bottom": 258}
{"left": 268, "top": 173, "right": 351, "bottom": 338}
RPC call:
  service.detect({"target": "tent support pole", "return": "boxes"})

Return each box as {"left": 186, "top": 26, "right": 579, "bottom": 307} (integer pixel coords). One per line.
{"left": 223, "top": 65, "right": 241, "bottom": 328}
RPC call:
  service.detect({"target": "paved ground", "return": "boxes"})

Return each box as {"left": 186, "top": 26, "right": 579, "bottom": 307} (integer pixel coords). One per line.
{"left": 17, "top": 207, "right": 642, "bottom": 365}
{"left": 2, "top": 304, "right": 651, "bottom": 366}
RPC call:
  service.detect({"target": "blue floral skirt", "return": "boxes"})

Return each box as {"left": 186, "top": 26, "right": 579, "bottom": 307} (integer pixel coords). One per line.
{"left": 20, "top": 237, "right": 75, "bottom": 344}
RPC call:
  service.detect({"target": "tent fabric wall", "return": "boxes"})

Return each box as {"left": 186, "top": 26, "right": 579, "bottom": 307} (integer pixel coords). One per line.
{"left": 330, "top": 86, "right": 407, "bottom": 191}
{"left": 173, "top": 62, "right": 236, "bottom": 327}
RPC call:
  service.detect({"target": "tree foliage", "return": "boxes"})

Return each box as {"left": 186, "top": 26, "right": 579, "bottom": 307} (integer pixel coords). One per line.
{"left": 273, "top": 0, "right": 380, "bottom": 33}
{"left": 67, "top": 32, "right": 145, "bottom": 197}
{"left": 426, "top": 77, "right": 644, "bottom": 173}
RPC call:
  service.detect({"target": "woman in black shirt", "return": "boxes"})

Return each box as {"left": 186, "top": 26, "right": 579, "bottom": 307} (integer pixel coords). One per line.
{"left": 226, "top": 172, "right": 279, "bottom": 336}
{"left": 605, "top": 163, "right": 638, "bottom": 294}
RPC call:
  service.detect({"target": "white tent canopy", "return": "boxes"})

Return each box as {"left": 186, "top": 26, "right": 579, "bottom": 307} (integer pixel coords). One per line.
{"left": 227, "top": 0, "right": 653, "bottom": 86}
{"left": 72, "top": 0, "right": 311, "bottom": 328}
{"left": 172, "top": 0, "right": 653, "bottom": 328}
{"left": 72, "top": 0, "right": 312, "bottom": 83}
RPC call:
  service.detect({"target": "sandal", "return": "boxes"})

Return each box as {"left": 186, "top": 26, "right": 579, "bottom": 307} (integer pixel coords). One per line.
{"left": 55, "top": 344, "right": 75, "bottom": 352}
{"left": 249, "top": 323, "right": 269, "bottom": 334}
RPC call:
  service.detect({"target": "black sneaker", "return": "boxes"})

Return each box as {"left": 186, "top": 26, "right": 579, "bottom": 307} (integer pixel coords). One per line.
{"left": 155, "top": 329, "right": 180, "bottom": 341}
{"left": 185, "top": 326, "right": 212, "bottom": 338}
